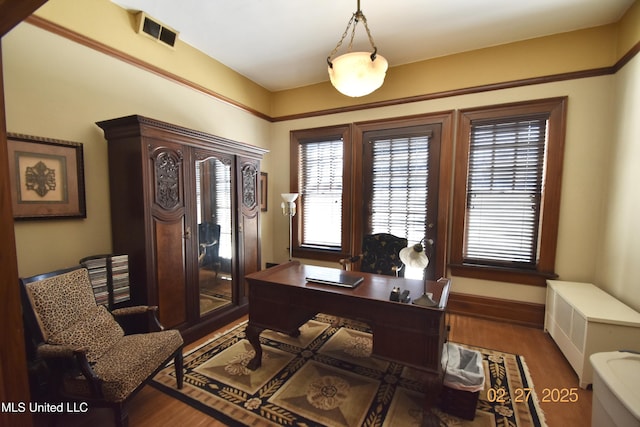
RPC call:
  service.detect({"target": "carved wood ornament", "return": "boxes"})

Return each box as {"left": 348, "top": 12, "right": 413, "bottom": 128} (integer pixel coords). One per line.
{"left": 155, "top": 150, "right": 182, "bottom": 210}
{"left": 242, "top": 163, "right": 257, "bottom": 210}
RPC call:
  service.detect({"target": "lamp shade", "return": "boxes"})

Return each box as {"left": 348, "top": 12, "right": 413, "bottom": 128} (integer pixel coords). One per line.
{"left": 399, "top": 244, "right": 429, "bottom": 269}
{"left": 281, "top": 193, "right": 299, "bottom": 203}
{"left": 328, "top": 52, "right": 388, "bottom": 97}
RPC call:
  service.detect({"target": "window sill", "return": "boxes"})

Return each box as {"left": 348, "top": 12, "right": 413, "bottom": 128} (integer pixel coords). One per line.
{"left": 292, "top": 247, "right": 346, "bottom": 263}
{"left": 449, "top": 263, "right": 557, "bottom": 287}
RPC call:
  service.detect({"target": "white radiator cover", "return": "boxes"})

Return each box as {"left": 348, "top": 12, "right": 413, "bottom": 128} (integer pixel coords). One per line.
{"left": 544, "top": 280, "right": 640, "bottom": 388}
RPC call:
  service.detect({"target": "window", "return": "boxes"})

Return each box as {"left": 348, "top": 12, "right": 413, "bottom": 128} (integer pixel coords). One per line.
{"left": 362, "top": 126, "right": 441, "bottom": 279}
{"left": 299, "top": 138, "right": 343, "bottom": 249}
{"left": 366, "top": 129, "right": 431, "bottom": 241}
{"left": 450, "top": 98, "right": 567, "bottom": 286}
{"left": 464, "top": 117, "right": 546, "bottom": 265}
{"left": 290, "top": 125, "right": 352, "bottom": 260}
{"left": 290, "top": 114, "right": 452, "bottom": 280}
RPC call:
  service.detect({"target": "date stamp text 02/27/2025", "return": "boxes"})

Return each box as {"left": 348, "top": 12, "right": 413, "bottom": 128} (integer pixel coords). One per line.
{"left": 487, "top": 387, "right": 580, "bottom": 404}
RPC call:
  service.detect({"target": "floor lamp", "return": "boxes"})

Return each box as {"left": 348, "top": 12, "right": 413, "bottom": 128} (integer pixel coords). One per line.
{"left": 281, "top": 193, "right": 299, "bottom": 261}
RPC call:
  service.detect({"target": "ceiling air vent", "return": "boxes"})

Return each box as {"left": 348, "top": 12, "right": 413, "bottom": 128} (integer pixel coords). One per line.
{"left": 136, "top": 12, "right": 178, "bottom": 48}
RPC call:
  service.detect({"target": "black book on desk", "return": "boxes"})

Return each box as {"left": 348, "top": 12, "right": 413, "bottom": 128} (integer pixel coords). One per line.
{"left": 305, "top": 266, "right": 364, "bottom": 289}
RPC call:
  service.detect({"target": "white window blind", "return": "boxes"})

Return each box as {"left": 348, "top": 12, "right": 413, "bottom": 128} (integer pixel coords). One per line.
{"left": 195, "top": 161, "right": 202, "bottom": 224}
{"left": 299, "top": 139, "right": 343, "bottom": 249}
{"left": 215, "top": 160, "right": 232, "bottom": 259}
{"left": 370, "top": 135, "right": 430, "bottom": 246}
{"left": 464, "top": 115, "right": 548, "bottom": 267}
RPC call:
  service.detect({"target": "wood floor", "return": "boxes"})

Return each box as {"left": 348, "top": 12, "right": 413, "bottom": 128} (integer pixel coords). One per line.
{"left": 34, "top": 313, "right": 591, "bottom": 427}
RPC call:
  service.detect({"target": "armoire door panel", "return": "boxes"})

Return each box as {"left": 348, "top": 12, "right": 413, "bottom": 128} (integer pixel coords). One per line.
{"left": 242, "top": 216, "right": 259, "bottom": 268}
{"left": 241, "top": 214, "right": 259, "bottom": 295}
{"left": 238, "top": 157, "right": 261, "bottom": 300}
{"left": 154, "top": 218, "right": 187, "bottom": 328}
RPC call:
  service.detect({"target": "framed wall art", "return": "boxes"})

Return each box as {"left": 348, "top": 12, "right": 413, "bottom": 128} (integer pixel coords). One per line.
{"left": 7, "top": 133, "right": 86, "bottom": 220}
{"left": 260, "top": 172, "right": 268, "bottom": 212}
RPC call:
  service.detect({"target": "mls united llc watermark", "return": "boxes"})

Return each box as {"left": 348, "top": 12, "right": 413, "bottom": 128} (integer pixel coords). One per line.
{"left": 2, "top": 401, "right": 89, "bottom": 413}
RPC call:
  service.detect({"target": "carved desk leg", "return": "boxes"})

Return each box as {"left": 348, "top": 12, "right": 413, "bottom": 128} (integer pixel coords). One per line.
{"left": 422, "top": 372, "right": 443, "bottom": 427}
{"left": 245, "top": 323, "right": 264, "bottom": 370}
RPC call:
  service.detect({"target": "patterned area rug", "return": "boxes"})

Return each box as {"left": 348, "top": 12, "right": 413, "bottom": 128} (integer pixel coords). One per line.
{"left": 151, "top": 314, "right": 546, "bottom": 426}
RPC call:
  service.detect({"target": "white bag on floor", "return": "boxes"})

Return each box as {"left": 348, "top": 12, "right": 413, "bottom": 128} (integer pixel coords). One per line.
{"left": 441, "top": 342, "right": 485, "bottom": 392}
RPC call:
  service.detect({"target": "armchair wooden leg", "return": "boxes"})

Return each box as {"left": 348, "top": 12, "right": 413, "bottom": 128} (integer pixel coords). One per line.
{"left": 113, "top": 403, "right": 129, "bottom": 427}
{"left": 174, "top": 349, "right": 184, "bottom": 389}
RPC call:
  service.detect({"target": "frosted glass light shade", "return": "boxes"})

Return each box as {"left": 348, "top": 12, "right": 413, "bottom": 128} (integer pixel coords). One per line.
{"left": 399, "top": 244, "right": 429, "bottom": 269}
{"left": 281, "top": 193, "right": 299, "bottom": 203}
{"left": 281, "top": 193, "right": 299, "bottom": 218}
{"left": 328, "top": 52, "right": 388, "bottom": 97}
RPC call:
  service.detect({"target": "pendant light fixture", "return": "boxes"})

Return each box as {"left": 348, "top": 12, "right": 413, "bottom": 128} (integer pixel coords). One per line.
{"left": 327, "top": 0, "right": 388, "bottom": 97}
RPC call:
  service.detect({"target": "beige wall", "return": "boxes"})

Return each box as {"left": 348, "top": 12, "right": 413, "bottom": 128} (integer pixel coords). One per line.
{"left": 595, "top": 53, "right": 640, "bottom": 311}
{"left": 3, "top": 22, "right": 270, "bottom": 276}
{"left": 4, "top": 0, "right": 639, "bottom": 312}
{"left": 33, "top": 0, "right": 272, "bottom": 117}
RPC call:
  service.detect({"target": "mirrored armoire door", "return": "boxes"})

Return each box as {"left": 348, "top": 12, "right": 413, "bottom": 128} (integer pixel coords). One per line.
{"left": 193, "top": 151, "right": 235, "bottom": 318}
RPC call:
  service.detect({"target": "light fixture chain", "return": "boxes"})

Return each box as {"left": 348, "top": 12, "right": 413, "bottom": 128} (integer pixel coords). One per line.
{"left": 328, "top": 10, "right": 378, "bottom": 63}
{"left": 348, "top": 17, "right": 358, "bottom": 50}
{"left": 328, "top": 12, "right": 357, "bottom": 61}
{"left": 360, "top": 15, "right": 377, "bottom": 51}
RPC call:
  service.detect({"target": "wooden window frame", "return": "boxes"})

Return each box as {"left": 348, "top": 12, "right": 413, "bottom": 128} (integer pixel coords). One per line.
{"left": 450, "top": 98, "right": 567, "bottom": 286}
{"left": 353, "top": 113, "right": 453, "bottom": 280}
{"left": 290, "top": 124, "right": 352, "bottom": 261}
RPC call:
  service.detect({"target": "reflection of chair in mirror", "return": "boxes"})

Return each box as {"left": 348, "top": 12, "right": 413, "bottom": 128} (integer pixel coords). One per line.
{"left": 340, "top": 233, "right": 408, "bottom": 277}
{"left": 198, "top": 222, "right": 231, "bottom": 314}
{"left": 198, "top": 222, "right": 220, "bottom": 271}
{"left": 20, "top": 266, "right": 184, "bottom": 427}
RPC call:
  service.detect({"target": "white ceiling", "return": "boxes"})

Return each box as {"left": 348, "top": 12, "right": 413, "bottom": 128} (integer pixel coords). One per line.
{"left": 110, "top": 0, "right": 635, "bottom": 92}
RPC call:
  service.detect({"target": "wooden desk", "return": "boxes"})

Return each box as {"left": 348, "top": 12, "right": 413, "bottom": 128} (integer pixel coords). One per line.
{"left": 244, "top": 261, "right": 450, "bottom": 421}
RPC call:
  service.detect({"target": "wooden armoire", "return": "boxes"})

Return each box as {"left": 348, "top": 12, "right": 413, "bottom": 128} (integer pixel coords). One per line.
{"left": 97, "top": 115, "right": 267, "bottom": 343}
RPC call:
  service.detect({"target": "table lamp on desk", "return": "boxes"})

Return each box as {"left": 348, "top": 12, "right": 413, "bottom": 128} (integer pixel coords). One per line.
{"left": 399, "top": 238, "right": 438, "bottom": 307}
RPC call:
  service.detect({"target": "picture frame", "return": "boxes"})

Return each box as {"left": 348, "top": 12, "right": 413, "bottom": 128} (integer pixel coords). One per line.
{"left": 260, "top": 172, "right": 268, "bottom": 212}
{"left": 7, "top": 133, "right": 86, "bottom": 220}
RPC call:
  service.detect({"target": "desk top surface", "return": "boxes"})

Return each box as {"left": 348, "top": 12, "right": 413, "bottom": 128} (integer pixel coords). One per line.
{"left": 246, "top": 261, "right": 449, "bottom": 310}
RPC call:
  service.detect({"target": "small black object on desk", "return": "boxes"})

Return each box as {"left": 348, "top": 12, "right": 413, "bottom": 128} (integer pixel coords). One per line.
{"left": 389, "top": 287, "right": 411, "bottom": 303}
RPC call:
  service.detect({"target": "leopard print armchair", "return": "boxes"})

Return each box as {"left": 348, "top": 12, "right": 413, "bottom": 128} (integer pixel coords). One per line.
{"left": 20, "top": 266, "right": 184, "bottom": 427}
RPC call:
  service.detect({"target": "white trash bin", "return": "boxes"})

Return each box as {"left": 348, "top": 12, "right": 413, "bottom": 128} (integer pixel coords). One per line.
{"left": 439, "top": 343, "right": 485, "bottom": 420}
